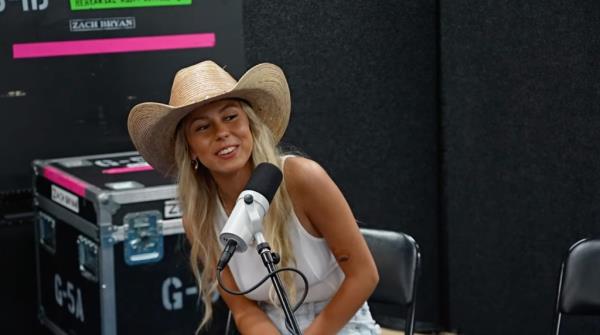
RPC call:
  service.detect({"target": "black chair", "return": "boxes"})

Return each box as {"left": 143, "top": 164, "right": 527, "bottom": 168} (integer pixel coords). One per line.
{"left": 360, "top": 228, "right": 421, "bottom": 335}
{"left": 552, "top": 237, "right": 600, "bottom": 335}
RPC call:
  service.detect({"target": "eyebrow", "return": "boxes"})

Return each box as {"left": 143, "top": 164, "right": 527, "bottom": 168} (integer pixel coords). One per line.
{"left": 187, "top": 101, "right": 239, "bottom": 124}
{"left": 190, "top": 101, "right": 235, "bottom": 122}
{"left": 218, "top": 101, "right": 239, "bottom": 113}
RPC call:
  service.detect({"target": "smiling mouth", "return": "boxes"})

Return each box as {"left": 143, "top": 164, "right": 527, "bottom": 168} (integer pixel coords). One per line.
{"left": 217, "top": 146, "right": 237, "bottom": 156}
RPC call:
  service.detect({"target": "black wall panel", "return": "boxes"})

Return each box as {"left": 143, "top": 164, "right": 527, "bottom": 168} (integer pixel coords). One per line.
{"left": 442, "top": 1, "right": 600, "bottom": 333}
{"left": 244, "top": 1, "right": 440, "bottom": 324}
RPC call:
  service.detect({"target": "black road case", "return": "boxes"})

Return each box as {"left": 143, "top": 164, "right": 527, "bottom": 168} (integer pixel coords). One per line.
{"left": 33, "top": 151, "right": 227, "bottom": 335}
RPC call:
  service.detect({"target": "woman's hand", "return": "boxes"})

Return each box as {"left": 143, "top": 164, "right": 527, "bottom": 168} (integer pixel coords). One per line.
{"left": 217, "top": 267, "right": 281, "bottom": 335}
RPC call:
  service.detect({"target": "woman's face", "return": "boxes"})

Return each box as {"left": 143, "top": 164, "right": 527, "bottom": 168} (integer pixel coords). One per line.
{"left": 183, "top": 99, "right": 253, "bottom": 177}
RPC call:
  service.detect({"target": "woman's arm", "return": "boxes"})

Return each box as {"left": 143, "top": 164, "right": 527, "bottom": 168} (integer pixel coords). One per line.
{"left": 284, "top": 157, "right": 379, "bottom": 335}
{"left": 217, "top": 267, "right": 281, "bottom": 335}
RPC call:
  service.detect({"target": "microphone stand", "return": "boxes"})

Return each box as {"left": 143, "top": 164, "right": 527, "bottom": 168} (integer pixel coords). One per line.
{"left": 221, "top": 192, "right": 302, "bottom": 334}
{"left": 255, "top": 233, "right": 302, "bottom": 335}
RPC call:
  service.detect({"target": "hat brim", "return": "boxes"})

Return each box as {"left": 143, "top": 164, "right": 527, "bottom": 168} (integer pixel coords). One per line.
{"left": 127, "top": 63, "right": 290, "bottom": 176}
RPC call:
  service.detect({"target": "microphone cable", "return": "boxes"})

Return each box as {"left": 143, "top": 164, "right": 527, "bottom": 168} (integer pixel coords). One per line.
{"left": 217, "top": 266, "right": 309, "bottom": 334}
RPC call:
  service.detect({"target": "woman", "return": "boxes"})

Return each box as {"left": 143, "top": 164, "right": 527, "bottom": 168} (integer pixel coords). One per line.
{"left": 128, "top": 60, "right": 380, "bottom": 334}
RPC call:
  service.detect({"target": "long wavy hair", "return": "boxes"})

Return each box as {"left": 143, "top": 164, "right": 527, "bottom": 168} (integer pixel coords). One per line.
{"left": 174, "top": 100, "right": 296, "bottom": 330}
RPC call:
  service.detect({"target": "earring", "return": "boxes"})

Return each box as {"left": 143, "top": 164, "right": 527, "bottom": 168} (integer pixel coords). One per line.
{"left": 191, "top": 158, "right": 199, "bottom": 171}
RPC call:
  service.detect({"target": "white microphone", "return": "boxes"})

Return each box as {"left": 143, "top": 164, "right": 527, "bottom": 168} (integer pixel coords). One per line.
{"left": 216, "top": 163, "right": 283, "bottom": 270}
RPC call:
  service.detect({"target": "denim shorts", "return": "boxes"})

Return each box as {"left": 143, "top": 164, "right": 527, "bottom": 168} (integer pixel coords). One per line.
{"left": 260, "top": 300, "right": 381, "bottom": 334}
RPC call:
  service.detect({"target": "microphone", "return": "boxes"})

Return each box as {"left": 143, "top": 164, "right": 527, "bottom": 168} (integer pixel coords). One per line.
{"left": 216, "top": 163, "right": 283, "bottom": 270}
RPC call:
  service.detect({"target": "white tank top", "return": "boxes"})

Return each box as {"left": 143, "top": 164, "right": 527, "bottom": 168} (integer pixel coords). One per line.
{"left": 216, "top": 158, "right": 345, "bottom": 302}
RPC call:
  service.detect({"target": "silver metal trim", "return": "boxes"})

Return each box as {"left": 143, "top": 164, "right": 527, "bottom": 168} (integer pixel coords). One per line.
{"left": 39, "top": 315, "right": 69, "bottom": 335}
{"left": 108, "top": 185, "right": 177, "bottom": 204}
{"left": 39, "top": 151, "right": 140, "bottom": 164}
{"left": 38, "top": 211, "right": 57, "bottom": 254}
{"left": 32, "top": 159, "right": 43, "bottom": 176}
{"left": 162, "top": 218, "right": 184, "bottom": 236}
{"left": 95, "top": 193, "right": 121, "bottom": 218}
{"left": 96, "top": 205, "right": 118, "bottom": 335}
{"left": 105, "top": 180, "right": 144, "bottom": 190}
{"left": 77, "top": 235, "right": 99, "bottom": 282}
{"left": 100, "top": 217, "right": 182, "bottom": 245}
{"left": 101, "top": 225, "right": 126, "bottom": 244}
{"left": 100, "top": 229, "right": 117, "bottom": 335}
{"left": 36, "top": 195, "right": 99, "bottom": 242}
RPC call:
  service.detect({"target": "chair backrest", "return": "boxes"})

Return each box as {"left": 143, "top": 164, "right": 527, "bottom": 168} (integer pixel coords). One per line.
{"left": 360, "top": 228, "right": 420, "bottom": 306}
{"left": 553, "top": 238, "right": 600, "bottom": 334}
{"left": 360, "top": 228, "right": 420, "bottom": 335}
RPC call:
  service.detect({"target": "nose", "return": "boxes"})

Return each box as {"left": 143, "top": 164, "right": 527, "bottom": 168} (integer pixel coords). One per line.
{"left": 214, "top": 121, "right": 230, "bottom": 140}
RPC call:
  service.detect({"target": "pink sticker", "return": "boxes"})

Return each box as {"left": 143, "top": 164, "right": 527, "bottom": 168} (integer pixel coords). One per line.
{"left": 102, "top": 165, "right": 154, "bottom": 175}
{"left": 43, "top": 165, "right": 87, "bottom": 197}
{"left": 13, "top": 33, "right": 216, "bottom": 59}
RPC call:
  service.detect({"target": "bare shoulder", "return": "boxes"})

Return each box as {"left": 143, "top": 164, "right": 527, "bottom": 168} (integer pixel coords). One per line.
{"left": 283, "top": 156, "right": 330, "bottom": 193}
{"left": 282, "top": 156, "right": 341, "bottom": 212}
{"left": 282, "top": 156, "right": 341, "bottom": 236}
{"left": 282, "top": 156, "right": 358, "bottom": 243}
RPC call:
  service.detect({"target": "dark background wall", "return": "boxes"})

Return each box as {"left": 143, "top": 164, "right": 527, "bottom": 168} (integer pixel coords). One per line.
{"left": 1, "top": 0, "right": 441, "bottom": 332}
{"left": 243, "top": 0, "right": 440, "bottom": 326}
{"left": 5, "top": 0, "right": 600, "bottom": 334}
{"left": 442, "top": 1, "right": 600, "bottom": 334}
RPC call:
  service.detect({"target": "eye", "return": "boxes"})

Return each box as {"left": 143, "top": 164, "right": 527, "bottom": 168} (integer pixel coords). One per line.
{"left": 224, "top": 113, "right": 238, "bottom": 121}
{"left": 194, "top": 123, "right": 209, "bottom": 132}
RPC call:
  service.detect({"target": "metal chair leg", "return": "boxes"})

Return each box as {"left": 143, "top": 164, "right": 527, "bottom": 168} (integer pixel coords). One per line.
{"left": 225, "top": 310, "right": 232, "bottom": 335}
{"left": 406, "top": 301, "right": 416, "bottom": 335}
{"left": 552, "top": 262, "right": 565, "bottom": 335}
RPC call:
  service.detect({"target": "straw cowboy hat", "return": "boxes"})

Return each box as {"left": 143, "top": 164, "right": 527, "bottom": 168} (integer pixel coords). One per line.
{"left": 127, "top": 60, "right": 291, "bottom": 176}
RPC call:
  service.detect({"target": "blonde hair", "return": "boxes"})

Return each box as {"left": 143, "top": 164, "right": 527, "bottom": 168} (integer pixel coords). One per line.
{"left": 174, "top": 101, "right": 296, "bottom": 330}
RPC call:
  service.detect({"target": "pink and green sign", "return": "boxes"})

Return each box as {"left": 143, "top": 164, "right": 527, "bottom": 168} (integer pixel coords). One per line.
{"left": 69, "top": 0, "right": 191, "bottom": 10}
